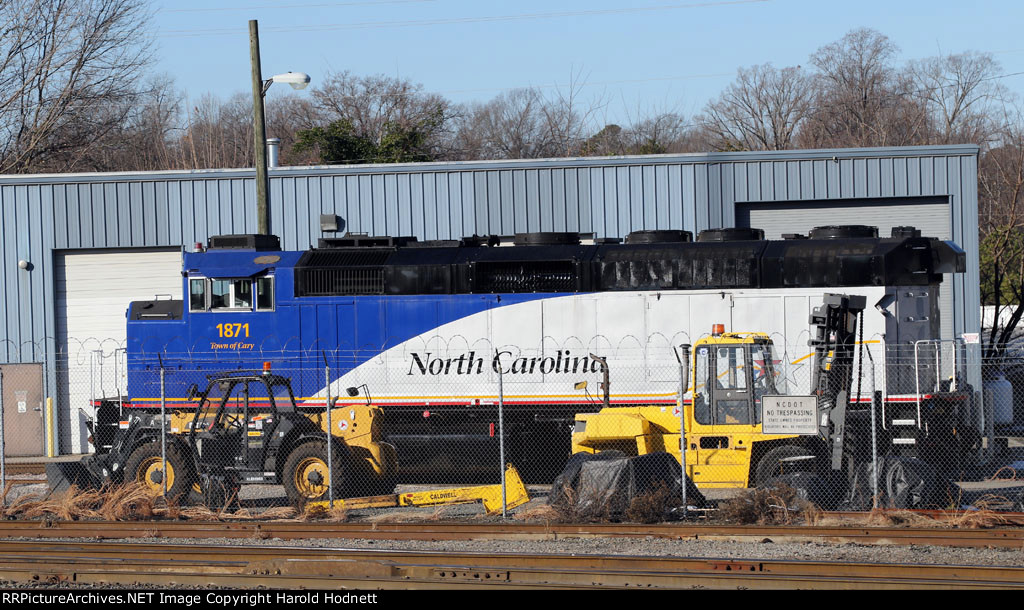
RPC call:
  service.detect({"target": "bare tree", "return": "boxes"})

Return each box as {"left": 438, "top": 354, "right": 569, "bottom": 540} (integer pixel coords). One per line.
{"left": 453, "top": 77, "right": 607, "bottom": 161}
{"left": 444, "top": 102, "right": 491, "bottom": 160}
{"left": 467, "top": 88, "right": 555, "bottom": 159}
{"left": 909, "top": 51, "right": 1005, "bottom": 145}
{"left": 0, "top": 0, "right": 153, "bottom": 173}
{"left": 310, "top": 70, "right": 452, "bottom": 160}
{"left": 178, "top": 94, "right": 254, "bottom": 170}
{"left": 81, "top": 76, "right": 183, "bottom": 171}
{"left": 538, "top": 68, "right": 607, "bottom": 157}
{"left": 978, "top": 103, "right": 1024, "bottom": 356}
{"left": 627, "top": 112, "right": 694, "bottom": 154}
{"left": 265, "top": 94, "right": 321, "bottom": 166}
{"left": 801, "top": 28, "right": 929, "bottom": 148}
{"left": 580, "top": 123, "right": 627, "bottom": 156}
{"left": 696, "top": 63, "right": 813, "bottom": 151}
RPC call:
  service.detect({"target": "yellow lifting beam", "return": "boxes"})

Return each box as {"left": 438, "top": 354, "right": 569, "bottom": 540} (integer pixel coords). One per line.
{"left": 308, "top": 464, "right": 530, "bottom": 515}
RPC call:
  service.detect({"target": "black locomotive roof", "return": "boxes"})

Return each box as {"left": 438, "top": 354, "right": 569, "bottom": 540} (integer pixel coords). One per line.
{"left": 283, "top": 226, "right": 965, "bottom": 296}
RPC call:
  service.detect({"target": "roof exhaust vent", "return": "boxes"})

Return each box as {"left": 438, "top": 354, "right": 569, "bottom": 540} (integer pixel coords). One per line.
{"left": 207, "top": 234, "right": 281, "bottom": 251}
{"left": 513, "top": 232, "right": 581, "bottom": 246}
{"left": 697, "top": 227, "right": 765, "bottom": 242}
{"left": 808, "top": 225, "right": 879, "bottom": 239}
{"left": 625, "top": 230, "right": 693, "bottom": 244}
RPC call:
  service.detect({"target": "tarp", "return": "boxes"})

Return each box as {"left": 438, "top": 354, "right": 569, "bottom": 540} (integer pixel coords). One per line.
{"left": 549, "top": 451, "right": 706, "bottom": 520}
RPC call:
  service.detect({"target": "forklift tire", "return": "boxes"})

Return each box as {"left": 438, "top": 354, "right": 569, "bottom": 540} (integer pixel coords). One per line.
{"left": 123, "top": 442, "right": 193, "bottom": 501}
{"left": 754, "top": 445, "right": 817, "bottom": 487}
{"left": 282, "top": 440, "right": 349, "bottom": 506}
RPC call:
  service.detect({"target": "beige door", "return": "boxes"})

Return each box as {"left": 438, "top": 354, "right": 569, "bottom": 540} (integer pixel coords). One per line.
{"left": 1, "top": 364, "right": 44, "bottom": 457}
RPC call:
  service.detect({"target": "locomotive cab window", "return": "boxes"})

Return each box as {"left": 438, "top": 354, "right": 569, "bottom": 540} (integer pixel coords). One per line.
{"left": 209, "top": 278, "right": 253, "bottom": 311}
{"left": 256, "top": 276, "right": 274, "bottom": 311}
{"left": 191, "top": 276, "right": 274, "bottom": 312}
{"left": 189, "top": 278, "right": 207, "bottom": 312}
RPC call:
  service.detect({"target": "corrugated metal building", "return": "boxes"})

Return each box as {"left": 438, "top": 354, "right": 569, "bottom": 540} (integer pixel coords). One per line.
{"left": 0, "top": 144, "right": 981, "bottom": 455}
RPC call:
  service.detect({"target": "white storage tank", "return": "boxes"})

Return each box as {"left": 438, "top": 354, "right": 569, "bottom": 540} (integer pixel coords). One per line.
{"left": 984, "top": 371, "right": 1015, "bottom": 426}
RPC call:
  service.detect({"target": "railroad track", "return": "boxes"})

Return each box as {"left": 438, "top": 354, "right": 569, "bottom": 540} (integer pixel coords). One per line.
{"left": 2, "top": 463, "right": 44, "bottom": 476}
{"left": 0, "top": 539, "right": 1019, "bottom": 589}
{"left": 0, "top": 519, "right": 1023, "bottom": 549}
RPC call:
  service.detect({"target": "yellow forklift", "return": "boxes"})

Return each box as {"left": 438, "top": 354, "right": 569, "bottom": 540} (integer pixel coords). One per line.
{"left": 571, "top": 294, "right": 868, "bottom": 489}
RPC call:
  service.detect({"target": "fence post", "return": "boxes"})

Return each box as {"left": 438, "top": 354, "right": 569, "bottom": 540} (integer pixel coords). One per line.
{"left": 678, "top": 345, "right": 690, "bottom": 518}
{"left": 160, "top": 363, "right": 167, "bottom": 498}
{"left": 0, "top": 369, "right": 5, "bottom": 505}
{"left": 325, "top": 361, "right": 334, "bottom": 509}
{"left": 498, "top": 364, "right": 507, "bottom": 519}
{"left": 865, "top": 345, "right": 879, "bottom": 509}
{"left": 46, "top": 398, "right": 55, "bottom": 458}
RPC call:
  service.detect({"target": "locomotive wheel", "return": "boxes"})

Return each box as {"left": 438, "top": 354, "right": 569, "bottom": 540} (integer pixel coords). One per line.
{"left": 754, "top": 445, "right": 817, "bottom": 487}
{"left": 283, "top": 441, "right": 349, "bottom": 506}
{"left": 124, "top": 442, "right": 192, "bottom": 500}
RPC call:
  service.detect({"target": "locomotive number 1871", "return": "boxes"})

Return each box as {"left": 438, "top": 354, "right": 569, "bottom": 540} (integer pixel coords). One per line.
{"left": 216, "top": 323, "right": 250, "bottom": 338}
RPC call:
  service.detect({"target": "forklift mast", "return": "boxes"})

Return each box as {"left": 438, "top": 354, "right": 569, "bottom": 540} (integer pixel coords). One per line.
{"left": 808, "top": 293, "right": 866, "bottom": 470}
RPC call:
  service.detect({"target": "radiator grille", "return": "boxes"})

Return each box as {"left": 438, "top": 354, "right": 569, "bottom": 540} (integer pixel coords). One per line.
{"left": 296, "top": 267, "right": 385, "bottom": 296}
{"left": 474, "top": 261, "right": 577, "bottom": 292}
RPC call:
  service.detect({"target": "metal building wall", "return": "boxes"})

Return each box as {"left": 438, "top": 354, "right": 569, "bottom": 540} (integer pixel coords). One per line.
{"left": 0, "top": 144, "right": 982, "bottom": 448}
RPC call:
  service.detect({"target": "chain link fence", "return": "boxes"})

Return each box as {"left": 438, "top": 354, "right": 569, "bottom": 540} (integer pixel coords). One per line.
{"left": 3, "top": 337, "right": 1024, "bottom": 518}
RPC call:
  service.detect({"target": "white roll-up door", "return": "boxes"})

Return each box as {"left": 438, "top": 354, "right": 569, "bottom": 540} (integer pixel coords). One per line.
{"left": 55, "top": 248, "right": 182, "bottom": 454}
{"left": 736, "top": 197, "right": 953, "bottom": 341}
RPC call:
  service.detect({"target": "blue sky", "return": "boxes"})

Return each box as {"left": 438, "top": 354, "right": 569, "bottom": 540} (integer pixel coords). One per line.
{"left": 151, "top": 0, "right": 1024, "bottom": 124}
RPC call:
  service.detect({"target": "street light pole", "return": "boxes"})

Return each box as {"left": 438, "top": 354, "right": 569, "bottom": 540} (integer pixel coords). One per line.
{"left": 249, "top": 19, "right": 270, "bottom": 235}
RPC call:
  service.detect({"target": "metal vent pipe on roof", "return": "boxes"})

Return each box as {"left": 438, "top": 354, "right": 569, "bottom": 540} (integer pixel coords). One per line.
{"left": 267, "top": 138, "right": 281, "bottom": 168}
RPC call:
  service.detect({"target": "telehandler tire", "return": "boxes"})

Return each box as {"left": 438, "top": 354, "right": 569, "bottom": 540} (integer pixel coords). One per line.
{"left": 124, "top": 442, "right": 193, "bottom": 500}
{"left": 282, "top": 440, "right": 349, "bottom": 506}
{"left": 754, "top": 445, "right": 817, "bottom": 487}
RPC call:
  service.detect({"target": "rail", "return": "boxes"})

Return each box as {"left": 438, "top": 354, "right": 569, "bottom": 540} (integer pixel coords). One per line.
{"left": 0, "top": 538, "right": 1018, "bottom": 589}
{"left": 1, "top": 519, "right": 1023, "bottom": 547}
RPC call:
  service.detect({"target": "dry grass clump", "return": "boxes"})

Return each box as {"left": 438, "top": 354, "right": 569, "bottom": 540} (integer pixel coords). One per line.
{"left": 2, "top": 490, "right": 49, "bottom": 519}
{"left": 716, "top": 483, "right": 821, "bottom": 525}
{"left": 98, "top": 483, "right": 157, "bottom": 520}
{"left": 949, "top": 508, "right": 1009, "bottom": 529}
{"left": 624, "top": 483, "right": 678, "bottom": 524}
{"left": 362, "top": 512, "right": 422, "bottom": 523}
{"left": 260, "top": 506, "right": 298, "bottom": 520}
{"left": 425, "top": 505, "right": 455, "bottom": 521}
{"left": 549, "top": 486, "right": 614, "bottom": 523}
{"left": 988, "top": 467, "right": 1020, "bottom": 482}
{"left": 179, "top": 506, "right": 220, "bottom": 521}
{"left": 865, "top": 508, "right": 940, "bottom": 528}
{"left": 861, "top": 493, "right": 1011, "bottom": 529}
{"left": 0, "top": 483, "right": 160, "bottom": 521}
{"left": 512, "top": 504, "right": 560, "bottom": 522}
{"left": 947, "top": 495, "right": 1011, "bottom": 529}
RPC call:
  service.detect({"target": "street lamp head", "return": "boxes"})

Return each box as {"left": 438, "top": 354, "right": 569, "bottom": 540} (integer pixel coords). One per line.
{"left": 269, "top": 71, "right": 311, "bottom": 90}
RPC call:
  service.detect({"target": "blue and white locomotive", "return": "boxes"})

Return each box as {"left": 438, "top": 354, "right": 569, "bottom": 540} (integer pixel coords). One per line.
{"left": 115, "top": 227, "right": 967, "bottom": 479}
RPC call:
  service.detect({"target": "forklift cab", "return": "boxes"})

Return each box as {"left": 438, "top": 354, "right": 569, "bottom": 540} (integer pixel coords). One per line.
{"left": 692, "top": 331, "right": 779, "bottom": 428}
{"left": 687, "top": 330, "right": 784, "bottom": 486}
